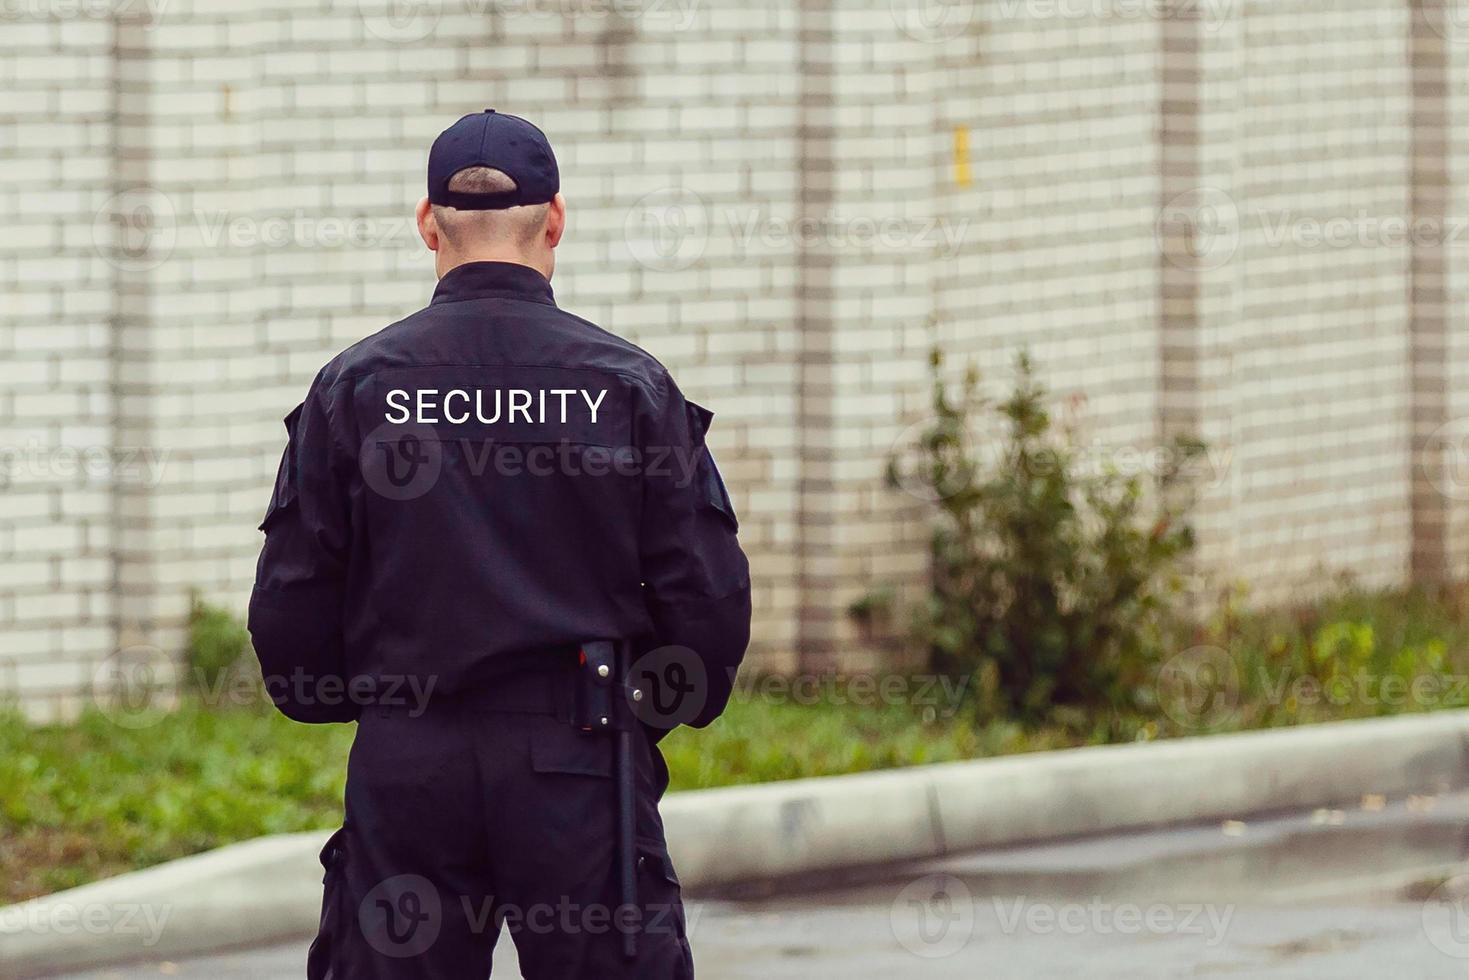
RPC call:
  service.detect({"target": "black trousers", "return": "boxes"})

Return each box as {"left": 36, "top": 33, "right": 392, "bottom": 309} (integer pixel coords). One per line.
{"left": 306, "top": 672, "right": 694, "bottom": 979}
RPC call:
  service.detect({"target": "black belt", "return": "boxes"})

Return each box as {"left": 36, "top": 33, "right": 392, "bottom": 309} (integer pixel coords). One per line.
{"left": 372, "top": 647, "right": 582, "bottom": 719}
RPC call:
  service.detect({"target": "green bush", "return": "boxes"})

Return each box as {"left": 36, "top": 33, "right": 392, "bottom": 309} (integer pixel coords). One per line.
{"left": 186, "top": 594, "right": 252, "bottom": 694}
{"left": 890, "top": 350, "right": 1204, "bottom": 726}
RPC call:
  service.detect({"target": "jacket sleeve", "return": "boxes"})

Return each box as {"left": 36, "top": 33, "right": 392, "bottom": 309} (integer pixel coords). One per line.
{"left": 637, "top": 372, "right": 752, "bottom": 728}
{"left": 247, "top": 373, "right": 359, "bottom": 724}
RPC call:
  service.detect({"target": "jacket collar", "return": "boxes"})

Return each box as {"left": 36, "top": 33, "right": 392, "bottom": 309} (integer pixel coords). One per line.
{"left": 431, "top": 261, "right": 557, "bottom": 307}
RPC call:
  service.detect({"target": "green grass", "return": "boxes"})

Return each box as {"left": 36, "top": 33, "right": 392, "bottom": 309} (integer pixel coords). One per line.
{"left": 7, "top": 583, "right": 1469, "bottom": 904}
{"left": 0, "top": 703, "right": 353, "bottom": 903}
{"left": 0, "top": 691, "right": 1079, "bottom": 905}
{"left": 660, "top": 691, "right": 1077, "bottom": 791}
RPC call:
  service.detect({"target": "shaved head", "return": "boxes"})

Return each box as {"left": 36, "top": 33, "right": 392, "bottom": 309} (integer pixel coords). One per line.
{"left": 416, "top": 165, "right": 565, "bottom": 282}
{"left": 430, "top": 167, "right": 552, "bottom": 249}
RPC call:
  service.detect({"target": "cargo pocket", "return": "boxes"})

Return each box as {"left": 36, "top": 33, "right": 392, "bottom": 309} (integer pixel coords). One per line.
{"left": 306, "top": 827, "right": 348, "bottom": 980}
{"left": 530, "top": 725, "right": 614, "bottom": 779}
{"left": 637, "top": 839, "right": 694, "bottom": 980}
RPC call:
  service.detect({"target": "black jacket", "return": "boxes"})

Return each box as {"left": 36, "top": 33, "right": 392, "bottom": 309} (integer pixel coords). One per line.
{"left": 248, "top": 261, "right": 751, "bottom": 726}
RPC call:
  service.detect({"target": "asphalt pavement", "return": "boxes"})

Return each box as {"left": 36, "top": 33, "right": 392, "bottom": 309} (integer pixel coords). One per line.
{"left": 54, "top": 792, "right": 1469, "bottom": 979}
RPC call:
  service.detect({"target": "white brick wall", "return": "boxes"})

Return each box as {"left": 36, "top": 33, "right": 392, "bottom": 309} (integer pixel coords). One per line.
{"left": 1, "top": 0, "right": 1463, "bottom": 713}
{"left": 0, "top": 12, "right": 119, "bottom": 721}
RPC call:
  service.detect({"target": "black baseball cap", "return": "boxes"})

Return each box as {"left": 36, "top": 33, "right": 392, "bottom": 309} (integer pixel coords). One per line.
{"left": 427, "top": 109, "right": 559, "bottom": 211}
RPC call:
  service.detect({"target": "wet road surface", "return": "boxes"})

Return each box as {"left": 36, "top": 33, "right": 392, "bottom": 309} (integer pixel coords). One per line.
{"left": 56, "top": 791, "right": 1469, "bottom": 979}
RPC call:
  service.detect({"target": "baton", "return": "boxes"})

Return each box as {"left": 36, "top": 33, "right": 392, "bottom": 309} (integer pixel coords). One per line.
{"left": 579, "top": 639, "right": 639, "bottom": 961}
{"left": 615, "top": 690, "right": 638, "bottom": 960}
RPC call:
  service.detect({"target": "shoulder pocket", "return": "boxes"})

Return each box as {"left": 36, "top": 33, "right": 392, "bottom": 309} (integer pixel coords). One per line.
{"left": 259, "top": 404, "right": 304, "bottom": 531}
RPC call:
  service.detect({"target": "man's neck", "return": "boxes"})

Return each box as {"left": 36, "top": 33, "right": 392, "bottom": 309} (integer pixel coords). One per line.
{"left": 438, "top": 252, "right": 552, "bottom": 281}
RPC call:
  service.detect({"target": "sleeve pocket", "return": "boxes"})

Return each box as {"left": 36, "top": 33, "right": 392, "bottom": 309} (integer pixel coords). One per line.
{"left": 698, "top": 449, "right": 738, "bottom": 532}
{"left": 259, "top": 404, "right": 304, "bottom": 531}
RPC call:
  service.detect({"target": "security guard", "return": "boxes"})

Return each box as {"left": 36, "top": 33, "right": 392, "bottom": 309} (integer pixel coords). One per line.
{"left": 248, "top": 110, "right": 751, "bottom": 979}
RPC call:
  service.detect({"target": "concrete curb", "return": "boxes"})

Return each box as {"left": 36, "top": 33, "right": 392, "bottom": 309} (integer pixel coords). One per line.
{"left": 6, "top": 710, "right": 1469, "bottom": 975}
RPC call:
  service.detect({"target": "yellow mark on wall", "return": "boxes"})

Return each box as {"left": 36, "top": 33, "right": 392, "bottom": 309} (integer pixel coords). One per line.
{"left": 952, "top": 126, "right": 972, "bottom": 188}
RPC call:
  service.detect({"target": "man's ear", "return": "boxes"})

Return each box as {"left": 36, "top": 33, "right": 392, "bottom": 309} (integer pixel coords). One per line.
{"left": 416, "top": 197, "right": 440, "bottom": 252}
{"left": 545, "top": 192, "right": 566, "bottom": 249}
